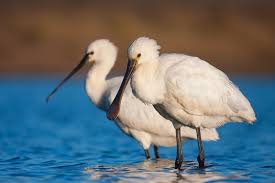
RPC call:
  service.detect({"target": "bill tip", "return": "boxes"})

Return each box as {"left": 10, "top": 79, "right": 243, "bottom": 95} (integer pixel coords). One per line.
{"left": 106, "top": 105, "right": 119, "bottom": 120}
{"left": 46, "top": 95, "right": 51, "bottom": 103}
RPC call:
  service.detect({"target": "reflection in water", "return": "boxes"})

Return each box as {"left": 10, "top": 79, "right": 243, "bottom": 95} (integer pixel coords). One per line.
{"left": 84, "top": 159, "right": 246, "bottom": 183}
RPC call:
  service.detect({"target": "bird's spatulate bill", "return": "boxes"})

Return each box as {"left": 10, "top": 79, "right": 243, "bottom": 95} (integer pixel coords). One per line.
{"left": 107, "top": 60, "right": 137, "bottom": 120}
{"left": 46, "top": 54, "right": 88, "bottom": 102}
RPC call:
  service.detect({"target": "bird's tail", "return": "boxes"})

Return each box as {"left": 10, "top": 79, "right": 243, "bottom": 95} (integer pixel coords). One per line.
{"left": 200, "top": 128, "right": 219, "bottom": 141}
{"left": 240, "top": 108, "right": 256, "bottom": 124}
{"left": 235, "top": 99, "right": 256, "bottom": 124}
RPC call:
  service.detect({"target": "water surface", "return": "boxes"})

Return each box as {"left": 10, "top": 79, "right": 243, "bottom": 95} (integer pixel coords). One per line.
{"left": 0, "top": 77, "right": 274, "bottom": 182}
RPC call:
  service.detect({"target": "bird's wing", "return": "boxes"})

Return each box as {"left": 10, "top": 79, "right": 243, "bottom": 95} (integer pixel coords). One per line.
{"left": 165, "top": 57, "right": 254, "bottom": 119}
{"left": 107, "top": 77, "right": 219, "bottom": 140}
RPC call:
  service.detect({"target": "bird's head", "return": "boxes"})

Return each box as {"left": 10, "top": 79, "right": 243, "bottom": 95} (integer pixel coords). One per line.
{"left": 86, "top": 39, "right": 118, "bottom": 65}
{"left": 46, "top": 39, "right": 117, "bottom": 102}
{"left": 107, "top": 37, "right": 160, "bottom": 120}
{"left": 128, "top": 37, "right": 161, "bottom": 65}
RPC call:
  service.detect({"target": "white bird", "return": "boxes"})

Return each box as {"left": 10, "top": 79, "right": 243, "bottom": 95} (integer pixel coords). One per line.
{"left": 108, "top": 37, "right": 256, "bottom": 169}
{"left": 46, "top": 39, "right": 219, "bottom": 160}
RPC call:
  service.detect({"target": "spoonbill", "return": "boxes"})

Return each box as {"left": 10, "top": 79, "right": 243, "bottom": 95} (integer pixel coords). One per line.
{"left": 46, "top": 39, "right": 219, "bottom": 160}
{"left": 107, "top": 37, "right": 256, "bottom": 169}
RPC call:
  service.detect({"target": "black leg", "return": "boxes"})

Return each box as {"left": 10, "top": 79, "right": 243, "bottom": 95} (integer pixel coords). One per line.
{"left": 153, "top": 145, "right": 160, "bottom": 159}
{"left": 144, "top": 149, "right": 150, "bottom": 159}
{"left": 196, "top": 127, "right": 205, "bottom": 168}
{"left": 175, "top": 127, "right": 183, "bottom": 170}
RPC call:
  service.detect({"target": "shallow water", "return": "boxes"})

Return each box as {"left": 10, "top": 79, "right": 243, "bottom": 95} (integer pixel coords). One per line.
{"left": 0, "top": 77, "right": 274, "bottom": 182}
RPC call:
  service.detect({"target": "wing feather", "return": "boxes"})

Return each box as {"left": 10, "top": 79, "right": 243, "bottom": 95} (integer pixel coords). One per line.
{"left": 165, "top": 57, "right": 253, "bottom": 119}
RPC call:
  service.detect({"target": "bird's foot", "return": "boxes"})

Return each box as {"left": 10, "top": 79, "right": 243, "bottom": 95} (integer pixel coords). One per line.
{"left": 175, "top": 157, "right": 183, "bottom": 170}
{"left": 197, "top": 155, "right": 205, "bottom": 168}
{"left": 154, "top": 151, "right": 160, "bottom": 159}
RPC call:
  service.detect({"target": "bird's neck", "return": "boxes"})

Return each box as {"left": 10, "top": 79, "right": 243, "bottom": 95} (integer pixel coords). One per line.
{"left": 85, "top": 60, "right": 114, "bottom": 109}
{"left": 131, "top": 59, "right": 165, "bottom": 104}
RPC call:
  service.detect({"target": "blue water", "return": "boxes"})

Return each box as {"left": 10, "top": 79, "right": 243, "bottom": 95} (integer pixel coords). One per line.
{"left": 0, "top": 77, "right": 274, "bottom": 182}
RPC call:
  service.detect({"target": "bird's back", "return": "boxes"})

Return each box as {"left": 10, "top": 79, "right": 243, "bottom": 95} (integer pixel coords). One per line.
{"left": 159, "top": 54, "right": 256, "bottom": 128}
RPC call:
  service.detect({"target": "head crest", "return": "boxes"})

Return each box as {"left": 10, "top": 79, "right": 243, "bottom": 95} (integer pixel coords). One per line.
{"left": 128, "top": 37, "right": 161, "bottom": 60}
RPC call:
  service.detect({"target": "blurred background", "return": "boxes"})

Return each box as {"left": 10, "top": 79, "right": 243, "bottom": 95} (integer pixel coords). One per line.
{"left": 0, "top": 0, "right": 275, "bottom": 75}
{"left": 0, "top": 1, "right": 275, "bottom": 182}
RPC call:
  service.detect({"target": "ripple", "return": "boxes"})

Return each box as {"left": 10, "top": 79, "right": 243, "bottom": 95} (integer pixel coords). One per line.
{"left": 0, "top": 156, "right": 21, "bottom": 162}
{"left": 51, "top": 162, "right": 86, "bottom": 169}
{"left": 84, "top": 160, "right": 231, "bottom": 182}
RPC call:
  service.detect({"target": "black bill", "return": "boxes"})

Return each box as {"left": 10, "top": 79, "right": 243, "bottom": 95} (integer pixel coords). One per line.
{"left": 107, "top": 59, "right": 137, "bottom": 120}
{"left": 46, "top": 54, "right": 89, "bottom": 102}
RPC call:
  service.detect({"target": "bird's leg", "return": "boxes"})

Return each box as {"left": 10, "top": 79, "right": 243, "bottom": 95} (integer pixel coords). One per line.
{"left": 153, "top": 145, "right": 160, "bottom": 159}
{"left": 144, "top": 149, "right": 150, "bottom": 159}
{"left": 196, "top": 127, "right": 205, "bottom": 168}
{"left": 175, "top": 127, "right": 183, "bottom": 170}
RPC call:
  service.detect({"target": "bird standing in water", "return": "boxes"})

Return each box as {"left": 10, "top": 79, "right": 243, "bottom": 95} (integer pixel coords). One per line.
{"left": 47, "top": 39, "right": 219, "bottom": 160}
{"left": 108, "top": 37, "right": 256, "bottom": 169}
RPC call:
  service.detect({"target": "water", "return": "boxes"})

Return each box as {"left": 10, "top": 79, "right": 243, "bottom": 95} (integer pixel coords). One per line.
{"left": 0, "top": 77, "right": 274, "bottom": 182}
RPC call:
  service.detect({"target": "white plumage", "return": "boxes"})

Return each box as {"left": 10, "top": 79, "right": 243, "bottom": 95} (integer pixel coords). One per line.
{"left": 85, "top": 40, "right": 219, "bottom": 154}
{"left": 108, "top": 37, "right": 255, "bottom": 168}
{"left": 47, "top": 39, "right": 219, "bottom": 160}
{"left": 126, "top": 37, "right": 256, "bottom": 128}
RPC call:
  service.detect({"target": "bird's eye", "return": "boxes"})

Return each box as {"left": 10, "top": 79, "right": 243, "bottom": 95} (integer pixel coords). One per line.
{"left": 137, "top": 53, "right": 141, "bottom": 58}
{"left": 89, "top": 51, "right": 94, "bottom": 55}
